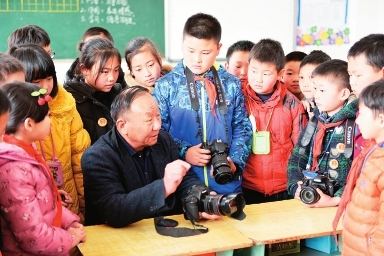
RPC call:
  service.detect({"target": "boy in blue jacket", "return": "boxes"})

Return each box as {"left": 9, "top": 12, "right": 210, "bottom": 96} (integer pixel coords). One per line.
{"left": 153, "top": 13, "right": 251, "bottom": 194}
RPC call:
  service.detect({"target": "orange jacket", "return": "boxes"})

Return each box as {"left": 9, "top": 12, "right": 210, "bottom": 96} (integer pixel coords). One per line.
{"left": 242, "top": 81, "right": 306, "bottom": 195}
{"left": 342, "top": 145, "right": 384, "bottom": 256}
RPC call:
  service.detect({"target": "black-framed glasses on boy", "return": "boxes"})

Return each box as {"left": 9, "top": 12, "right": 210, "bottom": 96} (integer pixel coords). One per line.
{"left": 48, "top": 50, "right": 55, "bottom": 59}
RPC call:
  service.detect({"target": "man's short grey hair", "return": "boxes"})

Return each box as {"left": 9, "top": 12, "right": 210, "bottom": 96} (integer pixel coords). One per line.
{"left": 110, "top": 85, "right": 150, "bottom": 122}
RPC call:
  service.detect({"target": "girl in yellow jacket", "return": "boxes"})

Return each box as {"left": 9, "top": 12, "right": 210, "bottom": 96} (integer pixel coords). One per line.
{"left": 9, "top": 44, "right": 91, "bottom": 223}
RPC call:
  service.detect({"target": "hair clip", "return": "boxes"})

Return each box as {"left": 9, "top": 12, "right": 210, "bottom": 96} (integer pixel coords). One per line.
{"left": 31, "top": 88, "right": 52, "bottom": 105}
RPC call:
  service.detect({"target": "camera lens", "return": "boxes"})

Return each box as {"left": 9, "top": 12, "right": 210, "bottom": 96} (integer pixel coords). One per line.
{"left": 212, "top": 155, "right": 234, "bottom": 185}
{"left": 300, "top": 187, "right": 320, "bottom": 204}
{"left": 202, "top": 195, "right": 223, "bottom": 215}
{"left": 202, "top": 193, "right": 245, "bottom": 218}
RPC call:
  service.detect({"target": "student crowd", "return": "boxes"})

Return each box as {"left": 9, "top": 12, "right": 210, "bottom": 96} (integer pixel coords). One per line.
{"left": 0, "top": 12, "right": 384, "bottom": 256}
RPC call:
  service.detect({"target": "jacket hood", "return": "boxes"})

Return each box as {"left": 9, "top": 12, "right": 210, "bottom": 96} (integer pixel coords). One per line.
{"left": 49, "top": 85, "right": 76, "bottom": 123}
{"left": 65, "top": 57, "right": 79, "bottom": 83}
{"left": 0, "top": 142, "right": 37, "bottom": 167}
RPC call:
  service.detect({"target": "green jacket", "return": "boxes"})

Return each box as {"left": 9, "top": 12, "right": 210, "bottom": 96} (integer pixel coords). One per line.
{"left": 287, "top": 98, "right": 358, "bottom": 197}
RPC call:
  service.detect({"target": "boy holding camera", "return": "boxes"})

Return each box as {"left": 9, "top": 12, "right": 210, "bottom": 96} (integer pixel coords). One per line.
{"left": 241, "top": 39, "right": 305, "bottom": 204}
{"left": 287, "top": 59, "right": 358, "bottom": 207}
{"left": 153, "top": 13, "right": 251, "bottom": 194}
{"left": 333, "top": 81, "right": 384, "bottom": 255}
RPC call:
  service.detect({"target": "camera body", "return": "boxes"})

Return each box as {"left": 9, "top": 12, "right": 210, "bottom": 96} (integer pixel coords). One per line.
{"left": 201, "top": 139, "right": 234, "bottom": 184}
{"left": 300, "top": 174, "right": 337, "bottom": 204}
{"left": 182, "top": 185, "right": 245, "bottom": 222}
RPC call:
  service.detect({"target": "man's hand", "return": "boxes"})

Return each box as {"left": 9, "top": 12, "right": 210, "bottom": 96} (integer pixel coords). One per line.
{"left": 58, "top": 189, "right": 73, "bottom": 207}
{"left": 306, "top": 189, "right": 340, "bottom": 208}
{"left": 199, "top": 191, "right": 221, "bottom": 220}
{"left": 67, "top": 222, "right": 86, "bottom": 247}
{"left": 163, "top": 160, "right": 191, "bottom": 198}
{"left": 294, "top": 181, "right": 303, "bottom": 200}
{"left": 185, "top": 143, "right": 211, "bottom": 166}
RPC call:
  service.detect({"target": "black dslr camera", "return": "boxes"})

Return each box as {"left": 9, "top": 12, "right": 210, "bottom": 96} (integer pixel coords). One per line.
{"left": 201, "top": 139, "right": 234, "bottom": 185}
{"left": 182, "top": 185, "right": 246, "bottom": 222}
{"left": 300, "top": 172, "right": 337, "bottom": 204}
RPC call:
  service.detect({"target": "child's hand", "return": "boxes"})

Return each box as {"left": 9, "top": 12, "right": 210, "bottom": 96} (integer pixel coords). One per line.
{"left": 301, "top": 99, "right": 315, "bottom": 118}
{"left": 306, "top": 189, "right": 340, "bottom": 208}
{"left": 58, "top": 189, "right": 73, "bottom": 207}
{"left": 294, "top": 181, "right": 303, "bottom": 200}
{"left": 67, "top": 222, "right": 86, "bottom": 247}
{"left": 185, "top": 143, "right": 211, "bottom": 166}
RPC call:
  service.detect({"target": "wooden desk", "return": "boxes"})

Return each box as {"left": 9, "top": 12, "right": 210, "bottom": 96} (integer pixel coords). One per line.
{"left": 222, "top": 199, "right": 343, "bottom": 255}
{"left": 78, "top": 214, "right": 253, "bottom": 256}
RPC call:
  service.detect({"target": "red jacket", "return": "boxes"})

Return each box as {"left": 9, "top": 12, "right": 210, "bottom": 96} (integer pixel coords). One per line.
{"left": 242, "top": 82, "right": 306, "bottom": 195}
{"left": 342, "top": 144, "right": 384, "bottom": 256}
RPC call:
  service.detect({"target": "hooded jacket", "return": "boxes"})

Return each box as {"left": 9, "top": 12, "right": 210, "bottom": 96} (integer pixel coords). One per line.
{"left": 242, "top": 81, "right": 306, "bottom": 195}
{"left": 287, "top": 97, "right": 358, "bottom": 198}
{"left": 341, "top": 143, "right": 384, "bottom": 255}
{"left": 0, "top": 142, "right": 79, "bottom": 256}
{"left": 35, "top": 85, "right": 90, "bottom": 222}
{"left": 64, "top": 78, "right": 122, "bottom": 145}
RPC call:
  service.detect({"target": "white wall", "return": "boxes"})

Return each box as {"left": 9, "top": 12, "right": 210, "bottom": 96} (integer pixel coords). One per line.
{"left": 164, "top": 0, "right": 296, "bottom": 62}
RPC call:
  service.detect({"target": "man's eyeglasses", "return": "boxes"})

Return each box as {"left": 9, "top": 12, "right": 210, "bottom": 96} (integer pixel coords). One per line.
{"left": 48, "top": 50, "right": 55, "bottom": 59}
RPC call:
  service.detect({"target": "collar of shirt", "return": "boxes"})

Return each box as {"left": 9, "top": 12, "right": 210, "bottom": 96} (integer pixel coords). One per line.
{"left": 116, "top": 130, "right": 152, "bottom": 157}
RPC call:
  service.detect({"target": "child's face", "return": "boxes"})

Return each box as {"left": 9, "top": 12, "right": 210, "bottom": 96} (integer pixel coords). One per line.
{"left": 356, "top": 102, "right": 384, "bottom": 142}
{"left": 312, "top": 76, "right": 349, "bottom": 116}
{"left": 348, "top": 54, "right": 384, "bottom": 97}
{"left": 130, "top": 50, "right": 162, "bottom": 87}
{"left": 31, "top": 114, "right": 51, "bottom": 141}
{"left": 83, "top": 56, "right": 120, "bottom": 92}
{"left": 248, "top": 59, "right": 283, "bottom": 94}
{"left": 225, "top": 50, "right": 250, "bottom": 84}
{"left": 299, "top": 64, "right": 318, "bottom": 99}
{"left": 0, "top": 71, "right": 25, "bottom": 86}
{"left": 283, "top": 61, "right": 301, "bottom": 95}
{"left": 182, "top": 34, "right": 221, "bottom": 75}
{"left": 32, "top": 76, "right": 54, "bottom": 95}
{"left": 0, "top": 112, "right": 9, "bottom": 142}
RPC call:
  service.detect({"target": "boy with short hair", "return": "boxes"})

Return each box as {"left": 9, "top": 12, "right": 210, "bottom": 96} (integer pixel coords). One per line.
{"left": 154, "top": 13, "right": 251, "bottom": 194}
{"left": 299, "top": 50, "right": 331, "bottom": 118}
{"left": 0, "top": 53, "right": 25, "bottom": 86}
{"left": 287, "top": 59, "right": 358, "bottom": 207}
{"left": 282, "top": 51, "right": 307, "bottom": 100}
{"left": 225, "top": 40, "right": 254, "bottom": 91}
{"left": 347, "top": 33, "right": 384, "bottom": 158}
{"left": 241, "top": 39, "right": 305, "bottom": 204}
{"left": 333, "top": 80, "right": 384, "bottom": 255}
{"left": 7, "top": 24, "right": 55, "bottom": 58}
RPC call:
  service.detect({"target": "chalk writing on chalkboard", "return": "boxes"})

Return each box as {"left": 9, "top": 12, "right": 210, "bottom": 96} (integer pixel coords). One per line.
{"left": 80, "top": 0, "right": 136, "bottom": 25}
{"left": 0, "top": 0, "right": 79, "bottom": 12}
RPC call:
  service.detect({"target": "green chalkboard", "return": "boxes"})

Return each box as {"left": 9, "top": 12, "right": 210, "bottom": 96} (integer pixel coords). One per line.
{"left": 0, "top": 0, "right": 165, "bottom": 59}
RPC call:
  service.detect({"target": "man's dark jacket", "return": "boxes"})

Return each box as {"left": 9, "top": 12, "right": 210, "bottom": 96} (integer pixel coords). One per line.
{"left": 82, "top": 128, "right": 205, "bottom": 227}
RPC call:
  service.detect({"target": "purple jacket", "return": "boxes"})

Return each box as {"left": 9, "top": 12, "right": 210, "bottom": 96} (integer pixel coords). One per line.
{"left": 0, "top": 142, "right": 79, "bottom": 256}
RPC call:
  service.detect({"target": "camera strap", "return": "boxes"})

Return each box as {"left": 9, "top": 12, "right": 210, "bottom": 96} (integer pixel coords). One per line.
{"left": 154, "top": 216, "right": 208, "bottom": 238}
{"left": 185, "top": 66, "right": 229, "bottom": 143}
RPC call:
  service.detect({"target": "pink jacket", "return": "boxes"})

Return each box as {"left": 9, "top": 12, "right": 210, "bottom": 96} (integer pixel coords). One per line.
{"left": 0, "top": 142, "right": 79, "bottom": 256}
